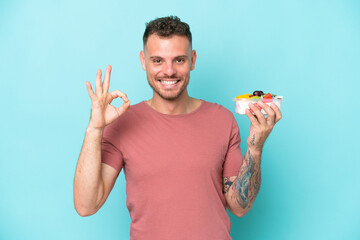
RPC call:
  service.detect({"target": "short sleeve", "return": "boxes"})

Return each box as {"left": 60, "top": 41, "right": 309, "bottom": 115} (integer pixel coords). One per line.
{"left": 101, "top": 122, "right": 124, "bottom": 172}
{"left": 223, "top": 116, "right": 243, "bottom": 177}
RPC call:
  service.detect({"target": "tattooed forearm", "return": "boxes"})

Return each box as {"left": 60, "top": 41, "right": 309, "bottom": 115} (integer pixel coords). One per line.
{"left": 231, "top": 149, "right": 261, "bottom": 209}
{"left": 250, "top": 134, "right": 255, "bottom": 146}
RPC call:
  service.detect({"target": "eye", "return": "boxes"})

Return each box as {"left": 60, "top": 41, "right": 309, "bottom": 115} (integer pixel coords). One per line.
{"left": 176, "top": 58, "right": 185, "bottom": 63}
{"left": 152, "top": 59, "right": 162, "bottom": 64}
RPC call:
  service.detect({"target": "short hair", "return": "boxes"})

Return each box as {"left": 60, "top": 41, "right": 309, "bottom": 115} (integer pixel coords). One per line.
{"left": 143, "top": 16, "right": 192, "bottom": 48}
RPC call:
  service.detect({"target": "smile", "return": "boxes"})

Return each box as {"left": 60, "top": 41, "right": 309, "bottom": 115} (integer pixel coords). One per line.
{"left": 160, "top": 80, "right": 180, "bottom": 85}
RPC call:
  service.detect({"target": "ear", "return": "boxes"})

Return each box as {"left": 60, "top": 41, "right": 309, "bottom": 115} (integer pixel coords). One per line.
{"left": 190, "top": 50, "right": 197, "bottom": 71}
{"left": 140, "top": 50, "right": 146, "bottom": 71}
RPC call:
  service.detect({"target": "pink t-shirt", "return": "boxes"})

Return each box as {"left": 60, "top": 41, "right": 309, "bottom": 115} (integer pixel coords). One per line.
{"left": 101, "top": 100, "right": 243, "bottom": 240}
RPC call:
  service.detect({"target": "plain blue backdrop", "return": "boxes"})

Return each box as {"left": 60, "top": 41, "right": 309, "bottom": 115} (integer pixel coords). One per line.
{"left": 1, "top": 0, "right": 359, "bottom": 239}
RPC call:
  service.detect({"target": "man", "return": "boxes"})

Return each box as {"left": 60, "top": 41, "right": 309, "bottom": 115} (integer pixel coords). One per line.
{"left": 74, "top": 16, "right": 282, "bottom": 239}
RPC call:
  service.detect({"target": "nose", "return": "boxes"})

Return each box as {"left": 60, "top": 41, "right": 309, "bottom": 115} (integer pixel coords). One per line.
{"left": 162, "top": 62, "right": 176, "bottom": 77}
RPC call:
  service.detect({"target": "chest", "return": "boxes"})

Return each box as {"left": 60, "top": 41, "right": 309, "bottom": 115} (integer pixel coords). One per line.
{"left": 120, "top": 119, "right": 229, "bottom": 182}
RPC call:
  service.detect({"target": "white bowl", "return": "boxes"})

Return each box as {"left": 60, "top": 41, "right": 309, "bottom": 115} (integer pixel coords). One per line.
{"left": 233, "top": 96, "right": 283, "bottom": 115}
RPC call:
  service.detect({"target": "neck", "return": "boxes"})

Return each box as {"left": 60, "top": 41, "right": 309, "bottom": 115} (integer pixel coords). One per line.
{"left": 147, "top": 91, "right": 200, "bottom": 115}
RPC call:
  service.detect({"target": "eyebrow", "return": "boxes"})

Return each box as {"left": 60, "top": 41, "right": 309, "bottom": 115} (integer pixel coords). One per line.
{"left": 149, "top": 55, "right": 188, "bottom": 59}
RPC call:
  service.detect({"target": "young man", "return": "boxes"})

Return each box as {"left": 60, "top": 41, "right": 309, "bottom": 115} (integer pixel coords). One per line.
{"left": 74, "top": 16, "right": 282, "bottom": 240}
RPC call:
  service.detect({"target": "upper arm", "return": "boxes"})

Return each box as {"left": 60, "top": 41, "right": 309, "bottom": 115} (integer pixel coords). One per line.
{"left": 96, "top": 163, "right": 120, "bottom": 211}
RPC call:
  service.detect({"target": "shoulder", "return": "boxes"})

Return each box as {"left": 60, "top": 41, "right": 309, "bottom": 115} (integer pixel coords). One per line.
{"left": 125, "top": 101, "right": 146, "bottom": 115}
{"left": 200, "top": 100, "right": 239, "bottom": 139}
{"left": 121, "top": 101, "right": 149, "bottom": 117}
{"left": 202, "top": 100, "right": 235, "bottom": 121}
{"left": 105, "top": 101, "right": 147, "bottom": 131}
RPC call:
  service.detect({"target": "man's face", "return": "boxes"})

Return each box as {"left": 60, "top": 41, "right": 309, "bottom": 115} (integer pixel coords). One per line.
{"left": 140, "top": 34, "right": 197, "bottom": 101}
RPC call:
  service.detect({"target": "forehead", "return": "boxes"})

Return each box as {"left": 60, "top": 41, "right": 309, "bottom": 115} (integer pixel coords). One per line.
{"left": 144, "top": 34, "right": 191, "bottom": 57}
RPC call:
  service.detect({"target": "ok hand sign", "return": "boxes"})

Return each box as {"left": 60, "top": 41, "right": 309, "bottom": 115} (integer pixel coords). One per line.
{"left": 86, "top": 65, "right": 130, "bottom": 130}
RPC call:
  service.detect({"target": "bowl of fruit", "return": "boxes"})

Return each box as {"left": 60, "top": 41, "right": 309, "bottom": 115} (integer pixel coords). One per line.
{"left": 233, "top": 90, "right": 283, "bottom": 115}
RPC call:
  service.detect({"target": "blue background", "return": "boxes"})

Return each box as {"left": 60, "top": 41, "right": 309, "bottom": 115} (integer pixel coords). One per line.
{"left": 1, "top": 0, "right": 359, "bottom": 239}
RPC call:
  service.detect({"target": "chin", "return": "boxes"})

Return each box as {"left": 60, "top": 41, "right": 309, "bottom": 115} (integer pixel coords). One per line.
{"left": 157, "top": 91, "right": 184, "bottom": 101}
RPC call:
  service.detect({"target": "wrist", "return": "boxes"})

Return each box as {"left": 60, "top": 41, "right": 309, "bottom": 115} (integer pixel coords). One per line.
{"left": 247, "top": 145, "right": 263, "bottom": 157}
{"left": 86, "top": 125, "right": 104, "bottom": 134}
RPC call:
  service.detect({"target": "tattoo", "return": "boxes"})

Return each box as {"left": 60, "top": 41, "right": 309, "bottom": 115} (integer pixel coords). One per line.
{"left": 250, "top": 134, "right": 255, "bottom": 146}
{"left": 223, "top": 176, "right": 237, "bottom": 194}
{"left": 231, "top": 150, "right": 261, "bottom": 209}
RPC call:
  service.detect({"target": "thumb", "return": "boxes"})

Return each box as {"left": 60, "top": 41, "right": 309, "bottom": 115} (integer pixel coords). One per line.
{"left": 116, "top": 100, "right": 131, "bottom": 116}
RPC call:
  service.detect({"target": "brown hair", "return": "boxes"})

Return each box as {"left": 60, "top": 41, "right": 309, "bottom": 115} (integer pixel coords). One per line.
{"left": 143, "top": 16, "right": 192, "bottom": 47}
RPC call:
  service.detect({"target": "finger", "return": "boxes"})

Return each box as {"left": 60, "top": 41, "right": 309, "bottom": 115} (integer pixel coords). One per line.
{"left": 108, "top": 90, "right": 129, "bottom": 104}
{"left": 116, "top": 100, "right": 131, "bottom": 116}
{"left": 245, "top": 108, "right": 261, "bottom": 128}
{"left": 270, "top": 103, "right": 282, "bottom": 123}
{"left": 249, "top": 102, "right": 266, "bottom": 125}
{"left": 86, "top": 81, "right": 96, "bottom": 100}
{"left": 254, "top": 102, "right": 262, "bottom": 111}
{"left": 102, "top": 65, "right": 112, "bottom": 94}
{"left": 248, "top": 103, "right": 261, "bottom": 115}
{"left": 109, "top": 90, "right": 130, "bottom": 116}
{"left": 258, "top": 101, "right": 275, "bottom": 125}
{"left": 95, "top": 69, "right": 103, "bottom": 96}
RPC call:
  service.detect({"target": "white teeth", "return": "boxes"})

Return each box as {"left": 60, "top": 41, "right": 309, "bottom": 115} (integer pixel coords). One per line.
{"left": 160, "top": 80, "right": 178, "bottom": 85}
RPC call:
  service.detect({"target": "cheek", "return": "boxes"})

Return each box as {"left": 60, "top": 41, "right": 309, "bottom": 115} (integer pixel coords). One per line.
{"left": 176, "top": 65, "right": 191, "bottom": 75}
{"left": 147, "top": 66, "right": 161, "bottom": 77}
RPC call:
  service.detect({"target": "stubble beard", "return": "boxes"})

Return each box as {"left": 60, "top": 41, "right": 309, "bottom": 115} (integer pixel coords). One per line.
{"left": 147, "top": 76, "right": 190, "bottom": 101}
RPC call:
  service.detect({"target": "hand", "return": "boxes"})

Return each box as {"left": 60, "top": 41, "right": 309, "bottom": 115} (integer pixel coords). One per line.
{"left": 245, "top": 101, "right": 282, "bottom": 152}
{"left": 86, "top": 65, "right": 130, "bottom": 130}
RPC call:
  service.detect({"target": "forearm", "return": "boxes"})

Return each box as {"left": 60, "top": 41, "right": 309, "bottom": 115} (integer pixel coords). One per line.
{"left": 73, "top": 126, "right": 105, "bottom": 216}
{"left": 225, "top": 98, "right": 282, "bottom": 216}
{"left": 227, "top": 147, "right": 262, "bottom": 215}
